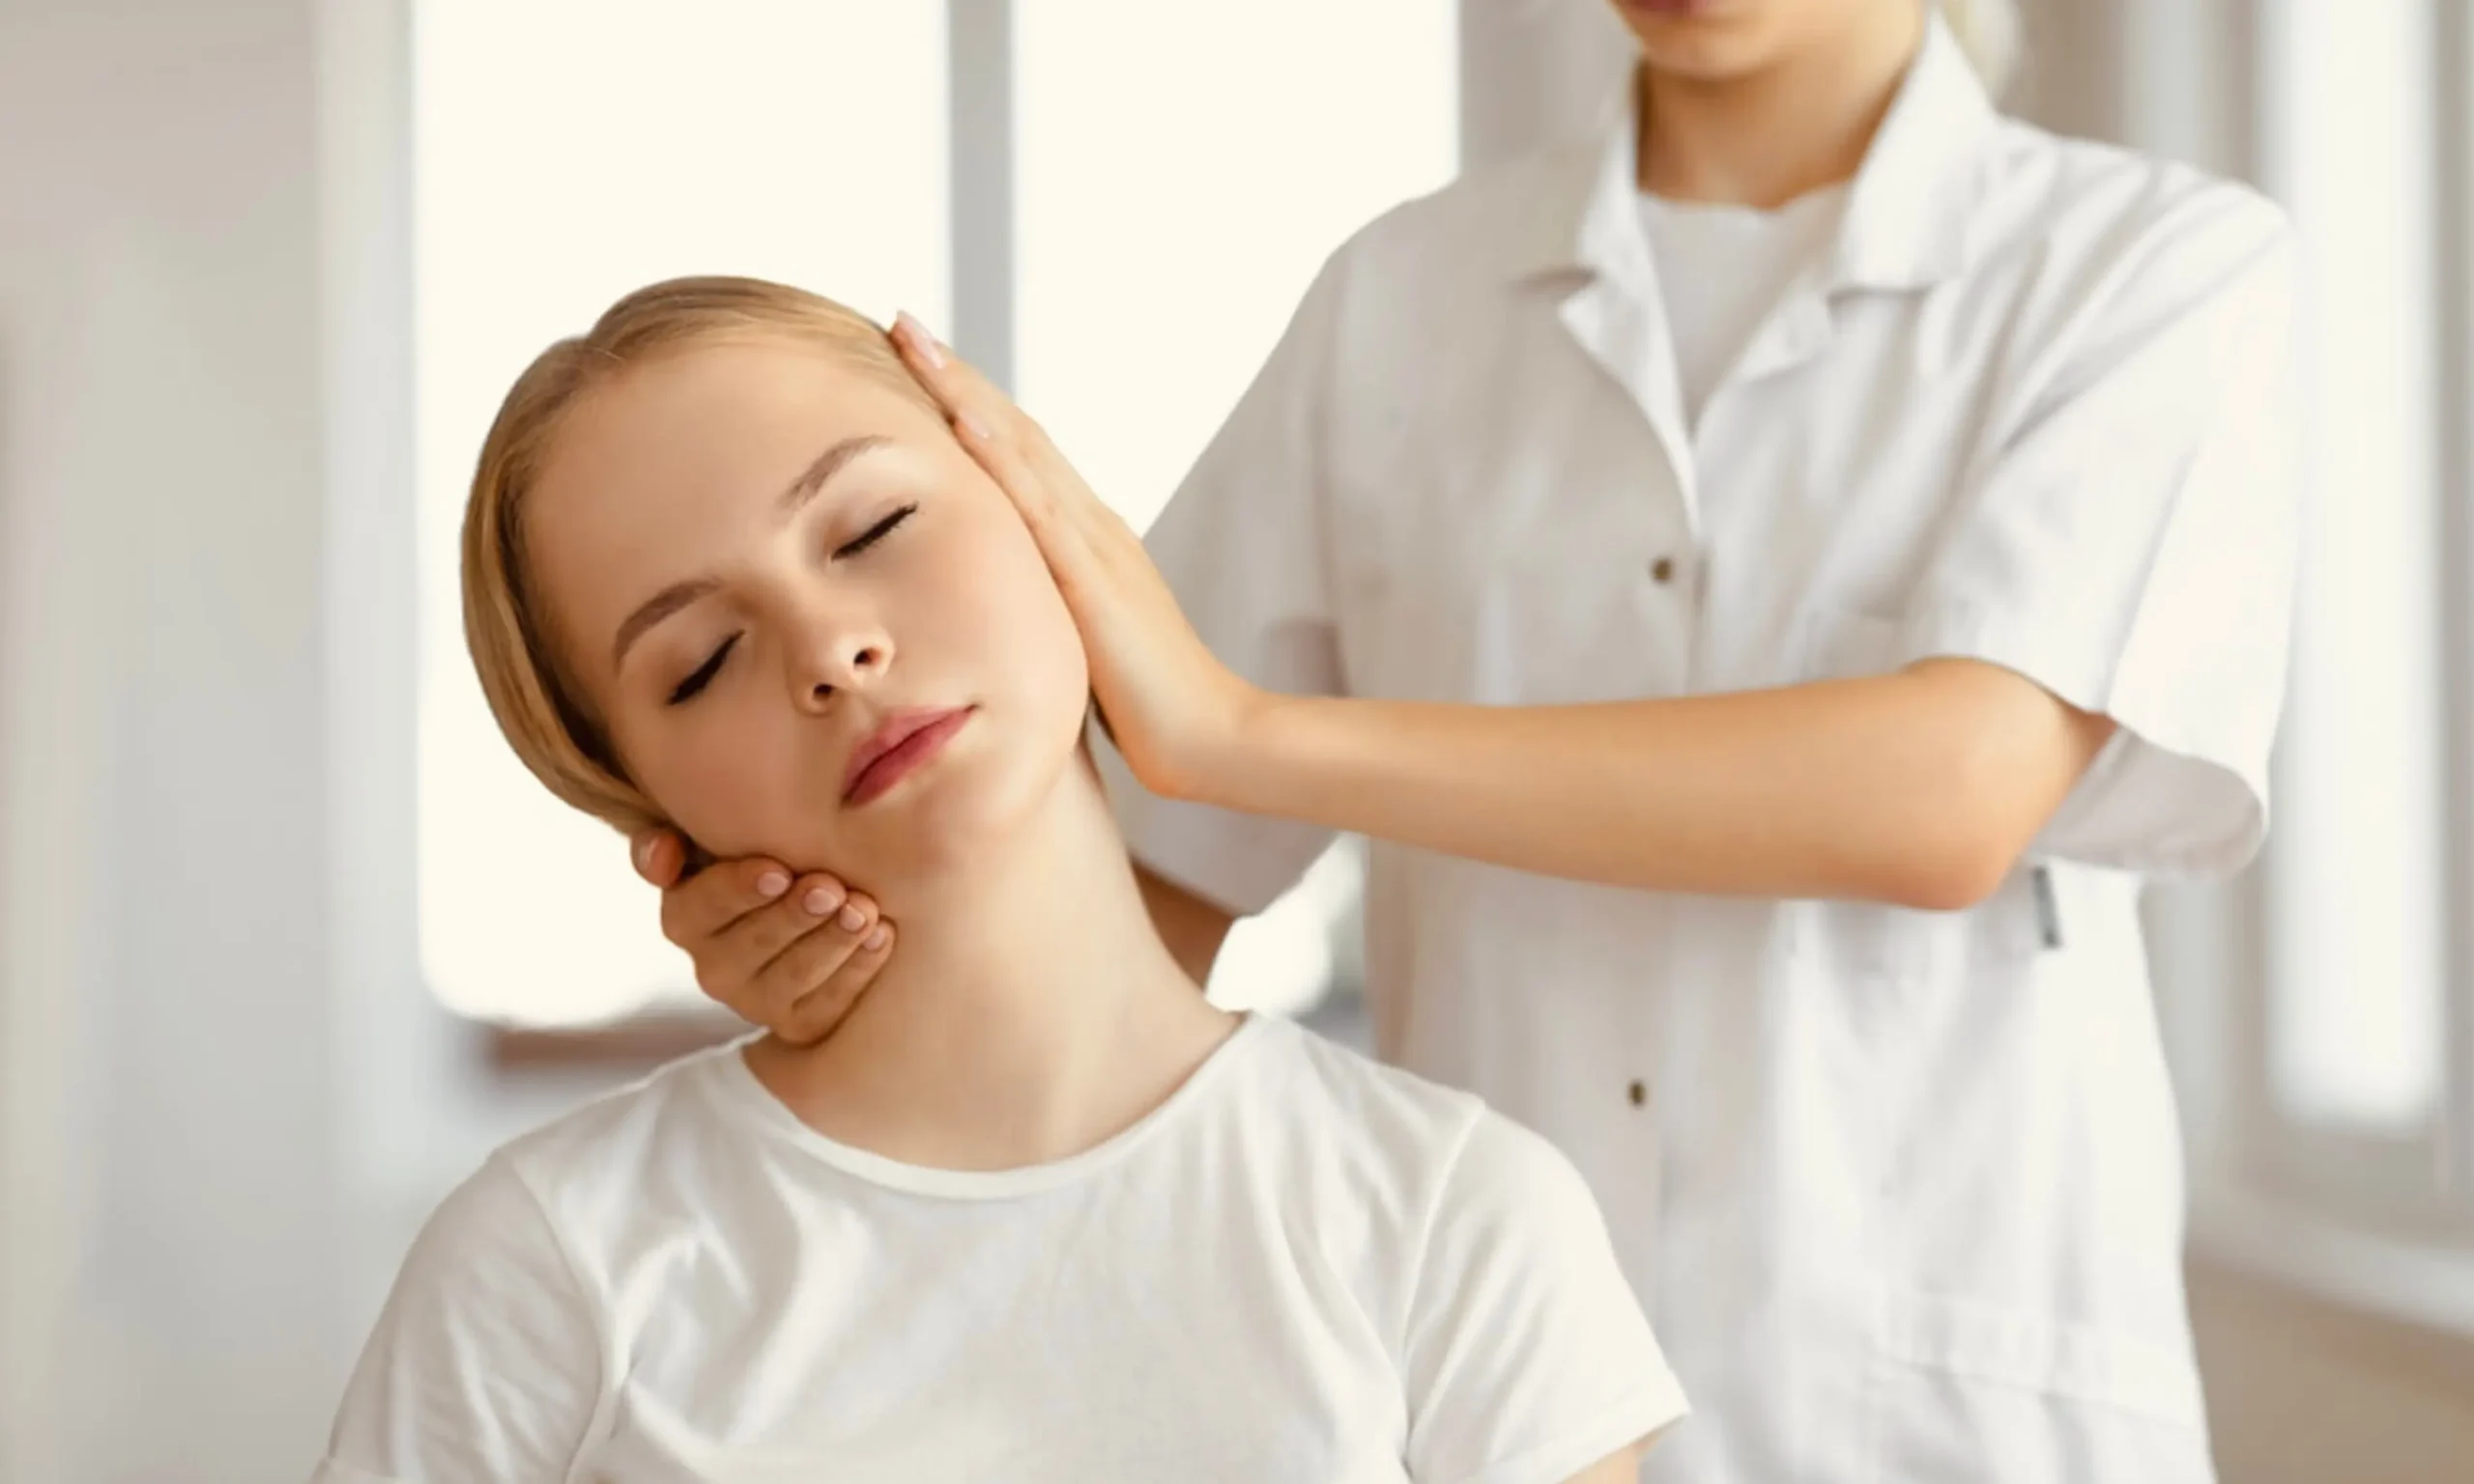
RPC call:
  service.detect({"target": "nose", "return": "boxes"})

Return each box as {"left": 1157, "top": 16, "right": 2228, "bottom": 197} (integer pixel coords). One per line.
{"left": 784, "top": 599, "right": 894, "bottom": 713}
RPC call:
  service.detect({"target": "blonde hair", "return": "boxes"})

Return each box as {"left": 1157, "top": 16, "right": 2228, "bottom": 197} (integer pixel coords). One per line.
{"left": 1934, "top": 0, "right": 2022, "bottom": 98}
{"left": 461, "top": 274, "right": 933, "bottom": 837}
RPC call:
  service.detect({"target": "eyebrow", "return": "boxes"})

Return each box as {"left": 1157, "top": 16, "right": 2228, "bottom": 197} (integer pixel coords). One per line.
{"left": 781, "top": 434, "right": 891, "bottom": 517}
{"left": 608, "top": 434, "right": 894, "bottom": 671}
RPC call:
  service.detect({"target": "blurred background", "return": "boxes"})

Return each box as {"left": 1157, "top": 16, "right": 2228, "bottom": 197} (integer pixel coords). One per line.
{"left": 2, "top": 0, "right": 2471, "bottom": 1478}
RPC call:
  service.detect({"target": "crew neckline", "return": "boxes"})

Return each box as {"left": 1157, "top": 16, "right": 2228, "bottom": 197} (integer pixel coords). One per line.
{"left": 697, "top": 1012, "right": 1273, "bottom": 1201}
{"left": 1640, "top": 181, "right": 1850, "bottom": 226}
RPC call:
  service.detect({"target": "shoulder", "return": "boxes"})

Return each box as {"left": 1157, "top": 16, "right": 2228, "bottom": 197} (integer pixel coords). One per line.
{"left": 1223, "top": 1018, "right": 1503, "bottom": 1252}
{"left": 1969, "top": 121, "right": 2294, "bottom": 322}
{"left": 1246, "top": 1015, "right": 1493, "bottom": 1174}
{"left": 1346, "top": 135, "right": 1596, "bottom": 267}
{"left": 1311, "top": 133, "right": 1599, "bottom": 319}
{"left": 1238, "top": 1019, "right": 1597, "bottom": 1243}
{"left": 484, "top": 1041, "right": 753, "bottom": 1252}
{"left": 1435, "top": 1103, "right": 1599, "bottom": 1221}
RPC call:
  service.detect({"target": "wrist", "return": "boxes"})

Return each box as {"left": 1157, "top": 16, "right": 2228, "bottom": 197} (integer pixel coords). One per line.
{"left": 1172, "top": 680, "right": 1283, "bottom": 811}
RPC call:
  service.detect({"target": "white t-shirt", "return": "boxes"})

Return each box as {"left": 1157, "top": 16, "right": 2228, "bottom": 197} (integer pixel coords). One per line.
{"left": 1638, "top": 186, "right": 1848, "bottom": 427}
{"left": 314, "top": 1013, "right": 1686, "bottom": 1484}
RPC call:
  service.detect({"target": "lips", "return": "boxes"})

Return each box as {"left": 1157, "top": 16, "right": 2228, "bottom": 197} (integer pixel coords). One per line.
{"left": 842, "top": 706, "right": 975, "bottom": 807}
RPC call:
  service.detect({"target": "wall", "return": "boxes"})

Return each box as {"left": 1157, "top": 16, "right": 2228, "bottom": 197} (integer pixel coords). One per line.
{"left": 0, "top": 2, "right": 354, "bottom": 1477}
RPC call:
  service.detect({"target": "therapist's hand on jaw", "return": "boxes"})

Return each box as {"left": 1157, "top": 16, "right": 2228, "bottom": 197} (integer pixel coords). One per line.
{"left": 627, "top": 830, "right": 893, "bottom": 1046}
{"left": 888, "top": 313, "right": 1268, "bottom": 803}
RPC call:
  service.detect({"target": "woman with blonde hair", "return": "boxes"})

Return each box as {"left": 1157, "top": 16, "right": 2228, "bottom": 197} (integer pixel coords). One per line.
{"left": 313, "top": 276, "right": 1684, "bottom": 1483}
{"left": 643, "top": 1, "right": 2298, "bottom": 1479}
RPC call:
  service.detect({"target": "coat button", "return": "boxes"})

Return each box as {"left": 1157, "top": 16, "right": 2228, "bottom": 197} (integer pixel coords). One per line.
{"left": 1650, "top": 556, "right": 1676, "bottom": 585}
{"left": 1627, "top": 1079, "right": 1650, "bottom": 1107}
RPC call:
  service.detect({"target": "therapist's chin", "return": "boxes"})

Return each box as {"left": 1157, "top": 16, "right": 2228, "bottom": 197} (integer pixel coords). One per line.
{"left": 1610, "top": 5, "right": 1771, "bottom": 68}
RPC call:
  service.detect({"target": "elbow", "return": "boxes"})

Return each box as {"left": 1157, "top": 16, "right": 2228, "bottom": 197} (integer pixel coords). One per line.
{"left": 1882, "top": 842, "right": 2016, "bottom": 913}
{"left": 1869, "top": 767, "right": 2033, "bottom": 912}
{"left": 1859, "top": 669, "right": 2095, "bottom": 912}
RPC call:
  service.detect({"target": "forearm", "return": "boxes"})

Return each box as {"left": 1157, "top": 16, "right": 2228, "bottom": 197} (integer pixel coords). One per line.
{"left": 1199, "top": 662, "right": 2114, "bottom": 909}
{"left": 1136, "top": 861, "right": 1238, "bottom": 986}
{"left": 1560, "top": 1440, "right": 1654, "bottom": 1484}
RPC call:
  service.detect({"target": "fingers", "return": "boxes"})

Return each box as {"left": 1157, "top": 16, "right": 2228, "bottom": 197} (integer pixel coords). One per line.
{"left": 656, "top": 854, "right": 799, "bottom": 950}
{"left": 691, "top": 872, "right": 859, "bottom": 988}
{"left": 890, "top": 316, "right": 1070, "bottom": 520}
{"left": 889, "top": 314, "right": 1138, "bottom": 557}
{"left": 723, "top": 884, "right": 887, "bottom": 1042}
{"left": 644, "top": 842, "right": 899, "bottom": 1043}
{"left": 890, "top": 312, "right": 1001, "bottom": 437}
{"left": 631, "top": 828, "right": 689, "bottom": 888}
{"left": 890, "top": 314, "right": 1130, "bottom": 619}
{"left": 774, "top": 920, "right": 896, "bottom": 1045}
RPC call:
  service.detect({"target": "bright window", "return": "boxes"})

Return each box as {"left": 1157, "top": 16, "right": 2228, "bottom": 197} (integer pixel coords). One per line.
{"left": 2258, "top": 0, "right": 2447, "bottom": 1138}
{"left": 413, "top": 0, "right": 949, "bottom": 1024}
{"left": 1012, "top": 0, "right": 1457, "bottom": 530}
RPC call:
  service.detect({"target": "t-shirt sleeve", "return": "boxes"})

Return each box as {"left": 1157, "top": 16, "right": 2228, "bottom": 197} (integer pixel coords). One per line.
{"left": 1895, "top": 184, "right": 2302, "bottom": 878}
{"left": 1097, "top": 248, "right": 1355, "bottom": 916}
{"left": 1401, "top": 1112, "right": 1687, "bottom": 1484}
{"left": 312, "top": 1156, "right": 605, "bottom": 1484}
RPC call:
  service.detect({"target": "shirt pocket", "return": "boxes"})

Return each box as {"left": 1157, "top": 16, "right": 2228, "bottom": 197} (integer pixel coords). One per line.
{"left": 1870, "top": 1286, "right": 2213, "bottom": 1484}
{"left": 1788, "top": 608, "right": 2047, "bottom": 984}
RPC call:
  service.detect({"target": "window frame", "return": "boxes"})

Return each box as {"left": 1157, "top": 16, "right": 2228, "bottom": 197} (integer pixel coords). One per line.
{"left": 2438, "top": 0, "right": 2474, "bottom": 1206}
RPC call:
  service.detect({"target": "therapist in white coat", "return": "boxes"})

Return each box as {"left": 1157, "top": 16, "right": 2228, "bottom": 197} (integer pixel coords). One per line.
{"left": 635, "top": 2, "right": 2299, "bottom": 1478}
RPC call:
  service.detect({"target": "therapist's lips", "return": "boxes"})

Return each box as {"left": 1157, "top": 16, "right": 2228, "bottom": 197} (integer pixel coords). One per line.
{"left": 843, "top": 706, "right": 975, "bottom": 807}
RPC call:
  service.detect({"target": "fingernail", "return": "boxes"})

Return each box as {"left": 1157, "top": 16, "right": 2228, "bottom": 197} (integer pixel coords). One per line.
{"left": 956, "top": 410, "right": 992, "bottom": 442}
{"left": 863, "top": 925, "right": 890, "bottom": 951}
{"left": 631, "top": 836, "right": 652, "bottom": 871}
{"left": 896, "top": 312, "right": 945, "bottom": 369}
{"left": 838, "top": 903, "right": 868, "bottom": 932}
{"left": 756, "top": 870, "right": 791, "bottom": 899}
{"left": 803, "top": 886, "right": 842, "bottom": 917}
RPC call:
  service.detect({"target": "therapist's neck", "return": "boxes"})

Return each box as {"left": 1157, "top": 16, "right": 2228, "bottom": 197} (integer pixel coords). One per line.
{"left": 1634, "top": 1, "right": 1925, "bottom": 207}
{"left": 744, "top": 754, "right": 1231, "bottom": 1169}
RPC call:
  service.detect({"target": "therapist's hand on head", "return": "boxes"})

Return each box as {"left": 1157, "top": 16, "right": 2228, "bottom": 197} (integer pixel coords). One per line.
{"left": 628, "top": 829, "right": 893, "bottom": 1045}
{"left": 889, "top": 312, "right": 1264, "bottom": 803}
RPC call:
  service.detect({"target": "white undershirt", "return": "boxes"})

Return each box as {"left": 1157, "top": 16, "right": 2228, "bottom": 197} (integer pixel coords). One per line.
{"left": 1639, "top": 186, "right": 1849, "bottom": 427}
{"left": 315, "top": 1013, "right": 1686, "bottom": 1483}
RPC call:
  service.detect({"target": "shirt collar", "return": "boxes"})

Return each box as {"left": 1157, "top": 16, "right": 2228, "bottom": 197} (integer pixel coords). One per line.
{"left": 1509, "top": 12, "right": 2001, "bottom": 294}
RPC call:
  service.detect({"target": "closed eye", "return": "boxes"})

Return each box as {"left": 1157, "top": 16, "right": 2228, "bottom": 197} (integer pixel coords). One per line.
{"left": 667, "top": 632, "right": 739, "bottom": 706}
{"left": 835, "top": 503, "right": 917, "bottom": 558}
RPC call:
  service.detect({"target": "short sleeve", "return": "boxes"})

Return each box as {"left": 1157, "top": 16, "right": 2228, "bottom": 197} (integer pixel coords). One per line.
{"left": 1401, "top": 1113, "right": 1687, "bottom": 1484}
{"left": 315, "top": 1156, "right": 606, "bottom": 1484}
{"left": 1899, "top": 186, "right": 2301, "bottom": 877}
{"left": 1098, "top": 250, "right": 1355, "bottom": 915}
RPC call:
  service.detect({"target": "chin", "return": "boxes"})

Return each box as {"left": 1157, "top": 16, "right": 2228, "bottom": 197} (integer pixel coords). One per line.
{"left": 1614, "top": 10, "right": 1778, "bottom": 76}
{"left": 847, "top": 723, "right": 1085, "bottom": 884}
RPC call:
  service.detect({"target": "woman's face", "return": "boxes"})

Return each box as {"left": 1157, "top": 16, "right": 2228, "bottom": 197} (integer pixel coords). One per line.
{"left": 526, "top": 333, "right": 1091, "bottom": 886}
{"left": 1605, "top": 0, "right": 1898, "bottom": 79}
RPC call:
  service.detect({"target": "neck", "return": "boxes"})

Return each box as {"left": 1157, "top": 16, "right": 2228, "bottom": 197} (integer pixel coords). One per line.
{"left": 743, "top": 752, "right": 1234, "bottom": 1170}
{"left": 1634, "top": 2, "right": 1925, "bottom": 206}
